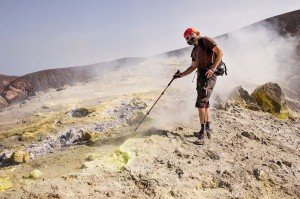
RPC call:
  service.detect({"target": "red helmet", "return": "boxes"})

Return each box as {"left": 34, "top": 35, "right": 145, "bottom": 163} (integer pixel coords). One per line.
{"left": 183, "top": 28, "right": 199, "bottom": 38}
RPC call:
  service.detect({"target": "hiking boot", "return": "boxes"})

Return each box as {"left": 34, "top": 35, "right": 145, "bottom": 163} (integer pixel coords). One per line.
{"left": 193, "top": 130, "right": 205, "bottom": 145}
{"left": 206, "top": 122, "right": 212, "bottom": 139}
{"left": 193, "top": 140, "right": 204, "bottom": 145}
{"left": 194, "top": 130, "right": 205, "bottom": 139}
{"left": 206, "top": 128, "right": 212, "bottom": 139}
{"left": 197, "top": 129, "right": 205, "bottom": 140}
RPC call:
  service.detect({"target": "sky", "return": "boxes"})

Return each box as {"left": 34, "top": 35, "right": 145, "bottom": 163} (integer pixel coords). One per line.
{"left": 0, "top": 0, "right": 300, "bottom": 76}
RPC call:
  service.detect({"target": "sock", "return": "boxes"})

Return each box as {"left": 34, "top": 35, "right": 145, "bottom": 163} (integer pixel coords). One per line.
{"left": 206, "top": 122, "right": 211, "bottom": 129}
{"left": 200, "top": 123, "right": 205, "bottom": 132}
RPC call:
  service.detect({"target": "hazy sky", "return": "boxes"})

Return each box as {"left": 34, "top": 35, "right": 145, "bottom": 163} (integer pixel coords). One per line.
{"left": 1, "top": 0, "right": 300, "bottom": 76}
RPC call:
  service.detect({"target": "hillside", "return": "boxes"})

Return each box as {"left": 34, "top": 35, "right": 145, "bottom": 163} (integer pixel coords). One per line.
{"left": 1, "top": 10, "right": 299, "bottom": 109}
{"left": 0, "top": 10, "right": 299, "bottom": 199}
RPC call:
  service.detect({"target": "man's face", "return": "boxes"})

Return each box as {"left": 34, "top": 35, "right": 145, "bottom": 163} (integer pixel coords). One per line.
{"left": 184, "top": 33, "right": 194, "bottom": 41}
{"left": 185, "top": 33, "right": 196, "bottom": 45}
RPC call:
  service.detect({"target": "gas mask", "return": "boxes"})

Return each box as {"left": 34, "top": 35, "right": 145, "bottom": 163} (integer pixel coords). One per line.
{"left": 186, "top": 36, "right": 196, "bottom": 45}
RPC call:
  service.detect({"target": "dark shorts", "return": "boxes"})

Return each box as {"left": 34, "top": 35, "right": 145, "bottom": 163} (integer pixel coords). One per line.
{"left": 195, "top": 69, "right": 217, "bottom": 108}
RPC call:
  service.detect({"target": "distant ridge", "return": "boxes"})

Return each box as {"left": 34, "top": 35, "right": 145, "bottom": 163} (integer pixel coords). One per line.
{"left": 0, "top": 10, "right": 299, "bottom": 109}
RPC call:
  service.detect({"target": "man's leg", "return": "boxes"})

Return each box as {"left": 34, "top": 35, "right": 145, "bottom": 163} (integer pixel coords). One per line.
{"left": 198, "top": 108, "right": 206, "bottom": 124}
{"left": 205, "top": 108, "right": 212, "bottom": 139}
{"left": 205, "top": 108, "right": 211, "bottom": 122}
{"left": 196, "top": 108, "right": 206, "bottom": 139}
{"left": 195, "top": 72, "right": 216, "bottom": 140}
{"left": 205, "top": 107, "right": 212, "bottom": 128}
{"left": 204, "top": 75, "right": 217, "bottom": 139}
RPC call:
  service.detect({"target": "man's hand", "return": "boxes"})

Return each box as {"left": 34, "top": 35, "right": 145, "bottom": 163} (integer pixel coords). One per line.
{"left": 205, "top": 68, "right": 215, "bottom": 78}
{"left": 175, "top": 61, "right": 197, "bottom": 79}
{"left": 173, "top": 70, "right": 182, "bottom": 79}
{"left": 173, "top": 72, "right": 182, "bottom": 79}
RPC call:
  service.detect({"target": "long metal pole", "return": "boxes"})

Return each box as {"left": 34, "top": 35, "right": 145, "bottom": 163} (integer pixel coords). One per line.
{"left": 133, "top": 70, "right": 180, "bottom": 133}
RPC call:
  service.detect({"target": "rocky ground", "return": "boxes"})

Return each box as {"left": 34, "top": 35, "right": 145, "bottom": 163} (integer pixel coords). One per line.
{"left": 0, "top": 58, "right": 299, "bottom": 198}
{"left": 0, "top": 101, "right": 299, "bottom": 199}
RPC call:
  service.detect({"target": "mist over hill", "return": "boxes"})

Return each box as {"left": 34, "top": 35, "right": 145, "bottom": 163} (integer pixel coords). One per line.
{"left": 1, "top": 10, "right": 299, "bottom": 110}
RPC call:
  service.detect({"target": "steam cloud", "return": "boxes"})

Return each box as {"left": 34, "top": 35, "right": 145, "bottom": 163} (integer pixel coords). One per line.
{"left": 150, "top": 23, "right": 298, "bottom": 128}
{"left": 215, "top": 23, "right": 297, "bottom": 95}
{"left": 20, "top": 23, "right": 297, "bottom": 131}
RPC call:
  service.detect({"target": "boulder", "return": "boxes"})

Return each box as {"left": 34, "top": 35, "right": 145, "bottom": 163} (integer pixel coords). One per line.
{"left": 29, "top": 169, "right": 43, "bottom": 179}
{"left": 67, "top": 108, "right": 94, "bottom": 118}
{"left": 23, "top": 152, "right": 30, "bottom": 163}
{"left": 60, "top": 130, "right": 80, "bottom": 145}
{"left": 0, "top": 78, "right": 32, "bottom": 108}
{"left": 175, "top": 168, "right": 184, "bottom": 178}
{"left": 80, "top": 131, "right": 93, "bottom": 141}
{"left": 86, "top": 155, "right": 96, "bottom": 161}
{"left": 206, "top": 150, "right": 220, "bottom": 160}
{"left": 253, "top": 168, "right": 268, "bottom": 181}
{"left": 251, "top": 82, "right": 289, "bottom": 118}
{"left": 241, "top": 131, "right": 259, "bottom": 141}
{"left": 282, "top": 160, "right": 292, "bottom": 168}
{"left": 228, "top": 86, "right": 260, "bottom": 110}
{"left": 106, "top": 191, "right": 114, "bottom": 197}
{"left": 126, "top": 111, "right": 145, "bottom": 125}
{"left": 0, "top": 153, "right": 7, "bottom": 162}
{"left": 71, "top": 108, "right": 90, "bottom": 117}
{"left": 11, "top": 150, "right": 30, "bottom": 164}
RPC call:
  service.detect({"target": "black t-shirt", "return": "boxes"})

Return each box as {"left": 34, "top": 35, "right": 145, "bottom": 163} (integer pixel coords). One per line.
{"left": 191, "top": 36, "right": 217, "bottom": 69}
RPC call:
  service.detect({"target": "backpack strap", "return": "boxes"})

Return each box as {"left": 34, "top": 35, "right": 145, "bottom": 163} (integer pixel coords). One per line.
{"left": 223, "top": 62, "right": 227, "bottom": 75}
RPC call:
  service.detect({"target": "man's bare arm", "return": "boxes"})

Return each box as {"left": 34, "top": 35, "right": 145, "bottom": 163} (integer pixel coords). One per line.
{"left": 180, "top": 61, "right": 197, "bottom": 77}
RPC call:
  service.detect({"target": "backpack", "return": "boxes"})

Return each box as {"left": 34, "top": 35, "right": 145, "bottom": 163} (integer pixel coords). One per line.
{"left": 199, "top": 37, "right": 227, "bottom": 76}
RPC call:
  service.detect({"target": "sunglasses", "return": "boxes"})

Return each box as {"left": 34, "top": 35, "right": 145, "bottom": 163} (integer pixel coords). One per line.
{"left": 185, "top": 36, "right": 194, "bottom": 41}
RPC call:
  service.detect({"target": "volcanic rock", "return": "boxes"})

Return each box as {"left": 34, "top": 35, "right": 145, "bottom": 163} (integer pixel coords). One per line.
{"left": 228, "top": 86, "right": 260, "bottom": 110}
{"left": 206, "top": 150, "right": 220, "bottom": 160}
{"left": 29, "top": 169, "right": 43, "bottom": 179}
{"left": 71, "top": 108, "right": 90, "bottom": 117}
{"left": 80, "top": 131, "right": 93, "bottom": 141}
{"left": 11, "top": 150, "right": 30, "bottom": 164}
{"left": 253, "top": 168, "right": 268, "bottom": 181}
{"left": 282, "top": 160, "right": 292, "bottom": 168}
{"left": 126, "top": 111, "right": 145, "bottom": 125}
{"left": 251, "top": 82, "right": 289, "bottom": 118}
{"left": 0, "top": 77, "right": 32, "bottom": 107}
{"left": 241, "top": 131, "right": 259, "bottom": 140}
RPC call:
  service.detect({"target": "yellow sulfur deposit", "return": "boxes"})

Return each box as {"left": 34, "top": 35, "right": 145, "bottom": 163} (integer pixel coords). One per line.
{"left": 0, "top": 178, "right": 13, "bottom": 192}
{"left": 251, "top": 83, "right": 289, "bottom": 119}
{"left": 114, "top": 149, "right": 130, "bottom": 165}
{"left": 252, "top": 90, "right": 289, "bottom": 119}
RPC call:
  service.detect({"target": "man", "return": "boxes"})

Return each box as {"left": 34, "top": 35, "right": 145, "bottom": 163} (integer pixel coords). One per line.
{"left": 174, "top": 27, "right": 223, "bottom": 140}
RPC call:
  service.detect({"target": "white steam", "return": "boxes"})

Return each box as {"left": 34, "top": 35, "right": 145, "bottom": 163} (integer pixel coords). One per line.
{"left": 214, "top": 23, "right": 297, "bottom": 95}
{"left": 25, "top": 23, "right": 297, "bottom": 131}
{"left": 150, "top": 23, "right": 298, "bottom": 128}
